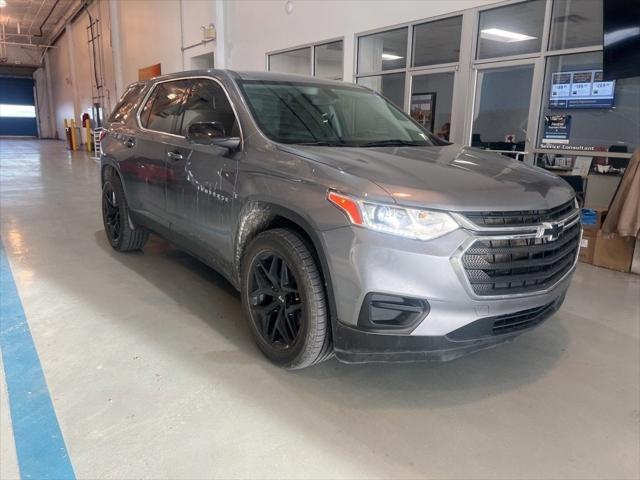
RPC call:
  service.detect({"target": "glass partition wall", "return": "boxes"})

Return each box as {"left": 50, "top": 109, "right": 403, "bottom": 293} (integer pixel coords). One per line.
{"left": 264, "top": 1, "right": 636, "bottom": 165}
{"left": 268, "top": 39, "right": 344, "bottom": 80}
{"left": 351, "top": 0, "right": 637, "bottom": 165}
{"left": 355, "top": 16, "right": 464, "bottom": 142}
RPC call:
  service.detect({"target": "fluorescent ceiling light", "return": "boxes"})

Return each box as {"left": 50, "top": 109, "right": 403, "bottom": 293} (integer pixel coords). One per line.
{"left": 0, "top": 0, "right": 7, "bottom": 8}
{"left": 480, "top": 28, "right": 536, "bottom": 43}
{"left": 381, "top": 53, "right": 403, "bottom": 61}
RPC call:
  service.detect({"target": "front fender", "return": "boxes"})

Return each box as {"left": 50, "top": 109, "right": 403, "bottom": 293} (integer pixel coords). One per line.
{"left": 232, "top": 196, "right": 339, "bottom": 327}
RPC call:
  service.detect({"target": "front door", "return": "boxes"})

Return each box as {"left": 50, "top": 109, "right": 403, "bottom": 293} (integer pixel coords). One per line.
{"left": 165, "top": 78, "right": 241, "bottom": 270}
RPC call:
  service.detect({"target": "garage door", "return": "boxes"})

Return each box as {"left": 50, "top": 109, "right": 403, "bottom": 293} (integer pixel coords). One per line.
{"left": 0, "top": 77, "right": 38, "bottom": 137}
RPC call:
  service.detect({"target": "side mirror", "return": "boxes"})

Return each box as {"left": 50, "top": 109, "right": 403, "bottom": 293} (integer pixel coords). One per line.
{"left": 186, "top": 121, "right": 240, "bottom": 150}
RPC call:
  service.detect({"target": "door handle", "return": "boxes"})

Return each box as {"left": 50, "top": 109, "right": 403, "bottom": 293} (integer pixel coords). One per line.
{"left": 167, "top": 151, "right": 184, "bottom": 161}
{"left": 125, "top": 137, "right": 136, "bottom": 148}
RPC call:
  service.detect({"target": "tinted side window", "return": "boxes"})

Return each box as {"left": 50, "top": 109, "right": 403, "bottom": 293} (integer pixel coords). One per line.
{"left": 179, "top": 79, "right": 239, "bottom": 137}
{"left": 140, "top": 80, "right": 191, "bottom": 134}
{"left": 108, "top": 84, "right": 145, "bottom": 123}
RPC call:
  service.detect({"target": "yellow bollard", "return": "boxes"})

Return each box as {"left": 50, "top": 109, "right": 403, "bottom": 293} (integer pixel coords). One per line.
{"left": 69, "top": 119, "right": 78, "bottom": 151}
{"left": 84, "top": 118, "right": 92, "bottom": 152}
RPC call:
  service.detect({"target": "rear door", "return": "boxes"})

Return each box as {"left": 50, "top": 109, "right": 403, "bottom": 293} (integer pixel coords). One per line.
{"left": 164, "top": 77, "right": 241, "bottom": 270}
{"left": 123, "top": 79, "right": 191, "bottom": 224}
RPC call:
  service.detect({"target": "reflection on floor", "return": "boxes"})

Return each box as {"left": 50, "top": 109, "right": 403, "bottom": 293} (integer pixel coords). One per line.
{"left": 1, "top": 139, "right": 639, "bottom": 479}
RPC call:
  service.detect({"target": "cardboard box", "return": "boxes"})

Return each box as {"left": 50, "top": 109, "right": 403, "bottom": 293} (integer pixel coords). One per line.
{"left": 593, "top": 231, "right": 636, "bottom": 273}
{"left": 579, "top": 229, "right": 597, "bottom": 264}
{"left": 581, "top": 208, "right": 608, "bottom": 231}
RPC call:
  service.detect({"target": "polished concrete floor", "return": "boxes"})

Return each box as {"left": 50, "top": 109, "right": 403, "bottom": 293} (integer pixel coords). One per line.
{"left": 0, "top": 139, "right": 639, "bottom": 479}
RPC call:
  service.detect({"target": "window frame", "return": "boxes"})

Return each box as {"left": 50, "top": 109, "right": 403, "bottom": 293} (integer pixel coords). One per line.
{"left": 411, "top": 15, "right": 464, "bottom": 68}
{"left": 468, "top": 0, "right": 620, "bottom": 161}
{"left": 474, "top": 0, "right": 547, "bottom": 61}
{"left": 137, "top": 79, "right": 191, "bottom": 137}
{"left": 267, "top": 46, "right": 312, "bottom": 76}
{"left": 177, "top": 78, "right": 241, "bottom": 138}
{"left": 353, "top": 10, "right": 468, "bottom": 143}
{"left": 266, "top": 37, "right": 344, "bottom": 80}
{"left": 135, "top": 76, "right": 244, "bottom": 146}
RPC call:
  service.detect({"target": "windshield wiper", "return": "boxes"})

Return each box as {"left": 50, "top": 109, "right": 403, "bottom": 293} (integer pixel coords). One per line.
{"left": 361, "top": 139, "right": 427, "bottom": 147}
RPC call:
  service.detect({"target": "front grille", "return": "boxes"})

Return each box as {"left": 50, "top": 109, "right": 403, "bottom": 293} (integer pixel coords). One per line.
{"left": 463, "top": 200, "right": 575, "bottom": 228}
{"left": 492, "top": 302, "right": 556, "bottom": 335}
{"left": 462, "top": 222, "right": 581, "bottom": 296}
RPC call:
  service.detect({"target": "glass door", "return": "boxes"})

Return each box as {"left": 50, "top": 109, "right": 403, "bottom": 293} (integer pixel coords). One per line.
{"left": 470, "top": 61, "right": 537, "bottom": 161}
{"left": 409, "top": 69, "right": 456, "bottom": 141}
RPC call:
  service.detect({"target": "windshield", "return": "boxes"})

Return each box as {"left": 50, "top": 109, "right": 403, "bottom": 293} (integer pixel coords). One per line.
{"left": 238, "top": 80, "right": 447, "bottom": 147}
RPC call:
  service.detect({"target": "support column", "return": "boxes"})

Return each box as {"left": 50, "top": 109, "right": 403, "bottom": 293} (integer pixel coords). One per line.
{"left": 215, "top": 0, "right": 226, "bottom": 68}
{"left": 65, "top": 24, "right": 81, "bottom": 122}
{"left": 44, "top": 52, "right": 56, "bottom": 138}
{"left": 109, "top": 0, "right": 124, "bottom": 98}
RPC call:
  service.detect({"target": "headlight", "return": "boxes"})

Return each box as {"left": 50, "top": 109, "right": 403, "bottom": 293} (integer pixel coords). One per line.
{"left": 327, "top": 191, "right": 458, "bottom": 241}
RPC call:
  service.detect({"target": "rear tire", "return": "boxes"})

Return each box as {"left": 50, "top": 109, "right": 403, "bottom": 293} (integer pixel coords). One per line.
{"left": 102, "top": 174, "right": 148, "bottom": 252}
{"left": 241, "top": 228, "right": 333, "bottom": 369}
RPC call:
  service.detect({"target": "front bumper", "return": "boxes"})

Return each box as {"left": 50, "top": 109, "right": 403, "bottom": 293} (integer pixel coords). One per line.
{"left": 320, "top": 225, "right": 575, "bottom": 363}
{"left": 333, "top": 293, "right": 565, "bottom": 363}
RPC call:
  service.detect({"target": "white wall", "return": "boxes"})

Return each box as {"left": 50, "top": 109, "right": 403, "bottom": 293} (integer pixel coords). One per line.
{"left": 181, "top": 0, "right": 216, "bottom": 71}
{"left": 48, "top": 33, "right": 75, "bottom": 140}
{"left": 116, "top": 0, "right": 182, "bottom": 87}
{"left": 223, "top": 0, "right": 500, "bottom": 80}
{"left": 44, "top": 0, "right": 118, "bottom": 139}
{"left": 43, "top": 0, "right": 506, "bottom": 140}
{"left": 115, "top": 0, "right": 216, "bottom": 89}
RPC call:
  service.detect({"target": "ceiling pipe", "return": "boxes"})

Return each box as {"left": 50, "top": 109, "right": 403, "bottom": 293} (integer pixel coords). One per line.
{"left": 28, "top": 0, "right": 49, "bottom": 36}
{"left": 37, "top": 0, "right": 62, "bottom": 38}
{"left": 47, "top": 0, "right": 87, "bottom": 46}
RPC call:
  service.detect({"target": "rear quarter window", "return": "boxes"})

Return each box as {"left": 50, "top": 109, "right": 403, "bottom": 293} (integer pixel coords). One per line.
{"left": 108, "top": 84, "right": 145, "bottom": 124}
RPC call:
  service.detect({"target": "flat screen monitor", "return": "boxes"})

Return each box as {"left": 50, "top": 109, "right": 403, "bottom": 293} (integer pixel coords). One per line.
{"left": 603, "top": 0, "right": 640, "bottom": 81}
{"left": 549, "top": 70, "right": 615, "bottom": 109}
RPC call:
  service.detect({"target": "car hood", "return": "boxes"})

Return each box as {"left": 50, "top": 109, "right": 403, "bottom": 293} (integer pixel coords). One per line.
{"left": 279, "top": 143, "right": 575, "bottom": 211}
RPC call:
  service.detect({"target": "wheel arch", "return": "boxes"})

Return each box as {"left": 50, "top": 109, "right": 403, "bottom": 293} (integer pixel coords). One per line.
{"left": 234, "top": 201, "right": 338, "bottom": 327}
{"left": 101, "top": 158, "right": 121, "bottom": 184}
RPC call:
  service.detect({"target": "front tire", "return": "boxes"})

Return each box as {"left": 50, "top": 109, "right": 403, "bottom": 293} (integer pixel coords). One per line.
{"left": 101, "top": 175, "right": 148, "bottom": 252}
{"left": 241, "top": 228, "right": 333, "bottom": 369}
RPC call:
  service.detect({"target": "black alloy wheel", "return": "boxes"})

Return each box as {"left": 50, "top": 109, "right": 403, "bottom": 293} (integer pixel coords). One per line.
{"left": 241, "top": 228, "right": 333, "bottom": 368}
{"left": 102, "top": 182, "right": 121, "bottom": 244}
{"left": 248, "top": 253, "right": 303, "bottom": 350}
{"left": 101, "top": 174, "right": 148, "bottom": 252}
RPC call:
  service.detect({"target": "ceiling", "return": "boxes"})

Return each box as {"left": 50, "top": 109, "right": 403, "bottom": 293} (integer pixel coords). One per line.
{"left": 0, "top": 0, "right": 75, "bottom": 46}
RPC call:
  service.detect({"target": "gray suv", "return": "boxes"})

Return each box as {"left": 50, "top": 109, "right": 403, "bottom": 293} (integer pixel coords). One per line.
{"left": 101, "top": 70, "right": 580, "bottom": 369}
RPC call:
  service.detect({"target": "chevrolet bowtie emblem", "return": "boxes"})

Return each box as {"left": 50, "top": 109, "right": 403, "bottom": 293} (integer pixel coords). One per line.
{"left": 537, "top": 221, "right": 564, "bottom": 240}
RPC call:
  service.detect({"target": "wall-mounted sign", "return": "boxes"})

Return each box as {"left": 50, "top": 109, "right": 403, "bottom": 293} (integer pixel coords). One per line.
{"left": 542, "top": 114, "right": 572, "bottom": 144}
{"left": 138, "top": 63, "right": 162, "bottom": 81}
{"left": 410, "top": 92, "right": 436, "bottom": 132}
{"left": 549, "top": 70, "right": 615, "bottom": 109}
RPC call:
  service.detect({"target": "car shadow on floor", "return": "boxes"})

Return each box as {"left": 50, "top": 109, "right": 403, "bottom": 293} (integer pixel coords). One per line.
{"left": 90, "top": 230, "right": 572, "bottom": 476}
{"left": 93, "top": 231, "right": 569, "bottom": 408}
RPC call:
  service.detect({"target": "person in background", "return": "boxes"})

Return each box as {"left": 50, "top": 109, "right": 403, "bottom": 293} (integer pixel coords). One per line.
{"left": 437, "top": 122, "right": 450, "bottom": 141}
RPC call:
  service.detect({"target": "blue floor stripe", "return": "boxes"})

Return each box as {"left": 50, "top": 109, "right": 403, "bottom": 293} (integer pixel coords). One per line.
{"left": 0, "top": 243, "right": 76, "bottom": 480}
